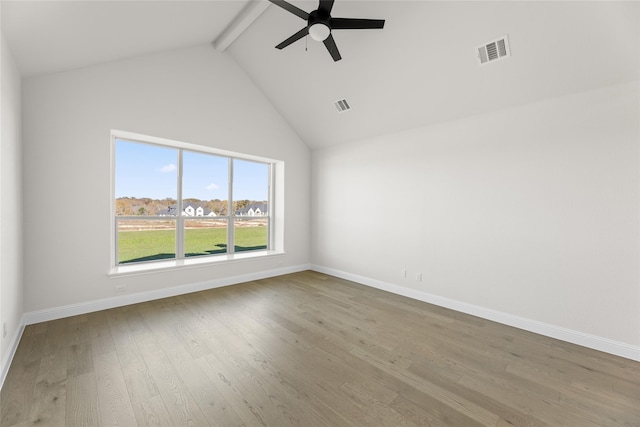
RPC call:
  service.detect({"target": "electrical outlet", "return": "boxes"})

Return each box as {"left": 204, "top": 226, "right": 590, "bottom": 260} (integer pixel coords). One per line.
{"left": 114, "top": 283, "right": 127, "bottom": 293}
{"left": 400, "top": 269, "right": 406, "bottom": 278}
{"left": 416, "top": 273, "right": 422, "bottom": 282}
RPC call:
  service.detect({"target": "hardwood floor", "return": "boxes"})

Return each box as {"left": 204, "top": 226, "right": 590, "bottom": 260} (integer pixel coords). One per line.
{"left": 1, "top": 271, "right": 639, "bottom": 426}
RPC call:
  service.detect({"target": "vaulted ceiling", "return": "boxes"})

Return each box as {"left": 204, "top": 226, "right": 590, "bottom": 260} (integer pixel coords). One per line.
{"left": 2, "top": 1, "right": 638, "bottom": 149}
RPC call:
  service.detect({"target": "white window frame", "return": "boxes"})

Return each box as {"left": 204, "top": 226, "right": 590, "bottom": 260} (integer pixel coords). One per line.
{"left": 109, "top": 130, "right": 283, "bottom": 276}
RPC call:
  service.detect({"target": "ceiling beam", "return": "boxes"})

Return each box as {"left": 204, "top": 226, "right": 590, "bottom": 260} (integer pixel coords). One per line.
{"left": 214, "top": 1, "right": 271, "bottom": 52}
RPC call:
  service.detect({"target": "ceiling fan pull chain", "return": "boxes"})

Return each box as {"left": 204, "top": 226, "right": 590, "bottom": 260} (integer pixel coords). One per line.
{"left": 305, "top": 35, "right": 308, "bottom": 52}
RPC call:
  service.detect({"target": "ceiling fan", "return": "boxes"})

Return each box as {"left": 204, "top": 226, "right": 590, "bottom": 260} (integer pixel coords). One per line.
{"left": 268, "top": 0, "right": 385, "bottom": 62}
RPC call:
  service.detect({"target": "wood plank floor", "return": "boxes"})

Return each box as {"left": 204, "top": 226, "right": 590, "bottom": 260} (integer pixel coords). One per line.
{"left": 1, "top": 271, "right": 639, "bottom": 426}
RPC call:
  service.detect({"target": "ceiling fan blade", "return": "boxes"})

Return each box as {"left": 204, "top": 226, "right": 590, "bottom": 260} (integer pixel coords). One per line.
{"left": 318, "top": 0, "right": 335, "bottom": 14}
{"left": 275, "top": 27, "right": 309, "bottom": 49}
{"left": 330, "top": 18, "right": 385, "bottom": 30}
{"left": 323, "top": 34, "right": 342, "bottom": 61}
{"left": 268, "top": 0, "right": 309, "bottom": 20}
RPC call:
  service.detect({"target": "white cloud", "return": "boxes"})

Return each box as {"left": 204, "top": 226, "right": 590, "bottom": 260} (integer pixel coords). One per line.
{"left": 206, "top": 183, "right": 220, "bottom": 191}
{"left": 159, "top": 164, "right": 177, "bottom": 173}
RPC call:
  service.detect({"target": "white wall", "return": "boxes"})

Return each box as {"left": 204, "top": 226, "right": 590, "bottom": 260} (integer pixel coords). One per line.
{"left": 1, "top": 34, "right": 24, "bottom": 367}
{"left": 311, "top": 81, "right": 640, "bottom": 350}
{"left": 22, "top": 44, "right": 310, "bottom": 313}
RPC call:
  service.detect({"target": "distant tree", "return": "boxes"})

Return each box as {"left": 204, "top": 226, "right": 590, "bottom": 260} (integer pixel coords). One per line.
{"left": 115, "top": 199, "right": 128, "bottom": 215}
{"left": 234, "top": 199, "right": 250, "bottom": 211}
{"left": 206, "top": 199, "right": 228, "bottom": 216}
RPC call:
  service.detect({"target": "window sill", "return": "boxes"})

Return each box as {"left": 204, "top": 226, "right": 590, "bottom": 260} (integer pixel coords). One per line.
{"left": 108, "top": 250, "right": 285, "bottom": 278}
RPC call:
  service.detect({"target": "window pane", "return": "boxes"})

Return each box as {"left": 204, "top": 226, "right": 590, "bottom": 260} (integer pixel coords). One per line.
{"left": 185, "top": 219, "right": 227, "bottom": 257}
{"left": 114, "top": 133, "right": 275, "bottom": 267}
{"left": 233, "top": 159, "right": 268, "bottom": 216}
{"left": 115, "top": 140, "right": 178, "bottom": 216}
{"left": 183, "top": 151, "right": 229, "bottom": 217}
{"left": 117, "top": 219, "right": 176, "bottom": 264}
{"left": 234, "top": 218, "right": 268, "bottom": 252}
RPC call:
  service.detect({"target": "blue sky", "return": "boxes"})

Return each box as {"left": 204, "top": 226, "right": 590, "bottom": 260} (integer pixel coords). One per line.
{"left": 115, "top": 139, "right": 268, "bottom": 201}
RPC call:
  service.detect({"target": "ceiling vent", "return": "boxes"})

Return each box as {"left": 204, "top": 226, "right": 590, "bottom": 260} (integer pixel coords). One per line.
{"left": 334, "top": 98, "right": 352, "bottom": 113}
{"left": 476, "top": 35, "right": 510, "bottom": 65}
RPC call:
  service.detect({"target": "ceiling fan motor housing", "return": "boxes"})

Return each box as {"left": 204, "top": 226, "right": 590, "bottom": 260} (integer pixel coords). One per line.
{"left": 308, "top": 10, "right": 331, "bottom": 40}
{"left": 308, "top": 9, "right": 331, "bottom": 28}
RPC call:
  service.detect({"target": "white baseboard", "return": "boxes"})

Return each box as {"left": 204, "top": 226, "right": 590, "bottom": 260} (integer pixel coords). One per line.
{"left": 4, "top": 261, "right": 636, "bottom": 391}
{"left": 0, "top": 322, "right": 25, "bottom": 391}
{"left": 310, "top": 264, "right": 640, "bottom": 362}
{"left": 23, "top": 264, "right": 311, "bottom": 326}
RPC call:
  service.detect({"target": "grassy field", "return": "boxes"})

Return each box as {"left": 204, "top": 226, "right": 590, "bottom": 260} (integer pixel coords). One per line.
{"left": 118, "top": 227, "right": 267, "bottom": 264}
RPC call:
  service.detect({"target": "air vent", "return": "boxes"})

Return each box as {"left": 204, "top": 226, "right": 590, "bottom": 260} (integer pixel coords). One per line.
{"left": 476, "top": 35, "right": 510, "bottom": 65}
{"left": 334, "top": 98, "right": 352, "bottom": 113}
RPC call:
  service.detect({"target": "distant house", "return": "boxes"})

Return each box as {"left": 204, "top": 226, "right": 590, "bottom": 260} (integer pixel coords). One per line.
{"left": 157, "top": 205, "right": 178, "bottom": 216}
{"left": 235, "top": 203, "right": 268, "bottom": 217}
{"left": 158, "top": 202, "right": 216, "bottom": 217}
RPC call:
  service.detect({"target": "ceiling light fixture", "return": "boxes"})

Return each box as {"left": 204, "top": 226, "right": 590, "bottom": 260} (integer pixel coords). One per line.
{"left": 268, "top": 0, "right": 385, "bottom": 62}
{"left": 308, "top": 23, "right": 330, "bottom": 41}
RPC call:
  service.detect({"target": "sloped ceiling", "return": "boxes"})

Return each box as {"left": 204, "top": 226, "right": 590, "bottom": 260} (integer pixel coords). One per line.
{"left": 2, "top": 1, "right": 638, "bottom": 149}
{"left": 0, "top": 0, "right": 248, "bottom": 77}
{"left": 228, "top": 1, "right": 639, "bottom": 148}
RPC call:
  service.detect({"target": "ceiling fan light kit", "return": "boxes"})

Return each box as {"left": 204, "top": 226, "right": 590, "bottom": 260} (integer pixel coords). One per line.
{"left": 268, "top": 0, "right": 385, "bottom": 61}
{"left": 309, "top": 23, "right": 330, "bottom": 41}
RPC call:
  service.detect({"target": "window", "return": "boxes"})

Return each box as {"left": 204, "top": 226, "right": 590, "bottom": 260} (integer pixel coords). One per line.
{"left": 112, "top": 132, "right": 276, "bottom": 270}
